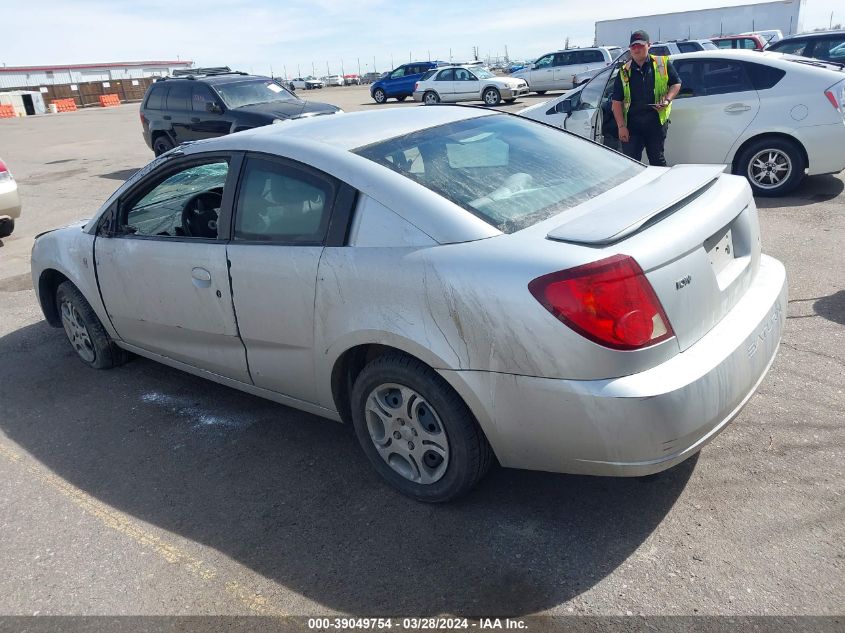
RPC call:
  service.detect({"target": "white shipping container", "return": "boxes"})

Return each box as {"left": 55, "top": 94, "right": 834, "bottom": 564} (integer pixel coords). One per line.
{"left": 595, "top": 0, "right": 804, "bottom": 48}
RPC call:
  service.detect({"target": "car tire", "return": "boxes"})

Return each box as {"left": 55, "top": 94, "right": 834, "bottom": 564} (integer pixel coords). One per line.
{"left": 56, "top": 281, "right": 129, "bottom": 370}
{"left": 0, "top": 218, "right": 13, "bottom": 239}
{"left": 373, "top": 88, "right": 387, "bottom": 104}
{"left": 396, "top": 95, "right": 407, "bottom": 102}
{"left": 482, "top": 87, "right": 502, "bottom": 106}
{"left": 350, "top": 352, "right": 493, "bottom": 503}
{"left": 289, "top": 83, "right": 296, "bottom": 91}
{"left": 504, "top": 98, "right": 516, "bottom": 104}
{"left": 423, "top": 91, "right": 440, "bottom": 105}
{"left": 736, "top": 137, "right": 805, "bottom": 197}
{"left": 535, "top": 90, "right": 547, "bottom": 95}
{"left": 152, "top": 135, "right": 175, "bottom": 157}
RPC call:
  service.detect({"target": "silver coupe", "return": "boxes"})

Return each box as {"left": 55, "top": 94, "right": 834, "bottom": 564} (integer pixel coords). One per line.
{"left": 31, "top": 106, "right": 787, "bottom": 501}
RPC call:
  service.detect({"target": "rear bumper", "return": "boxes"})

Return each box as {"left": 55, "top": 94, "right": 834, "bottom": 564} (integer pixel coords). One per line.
{"left": 795, "top": 122, "right": 845, "bottom": 176}
{"left": 440, "top": 254, "right": 787, "bottom": 476}
{"left": 0, "top": 180, "right": 21, "bottom": 220}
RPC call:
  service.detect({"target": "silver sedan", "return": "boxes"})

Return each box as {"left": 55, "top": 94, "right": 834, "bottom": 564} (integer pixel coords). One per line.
{"left": 31, "top": 106, "right": 786, "bottom": 502}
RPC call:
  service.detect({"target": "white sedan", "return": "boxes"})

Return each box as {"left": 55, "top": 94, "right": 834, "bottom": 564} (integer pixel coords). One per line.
{"left": 519, "top": 50, "right": 845, "bottom": 196}
{"left": 413, "top": 66, "right": 528, "bottom": 106}
{"left": 32, "top": 107, "right": 785, "bottom": 501}
{"left": 288, "top": 77, "right": 324, "bottom": 90}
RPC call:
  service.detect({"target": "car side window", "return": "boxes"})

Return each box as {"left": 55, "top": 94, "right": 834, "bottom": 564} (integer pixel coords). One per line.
{"left": 390, "top": 67, "right": 406, "bottom": 79}
{"left": 699, "top": 60, "right": 753, "bottom": 95}
{"left": 578, "top": 72, "right": 607, "bottom": 109}
{"left": 714, "top": 40, "right": 733, "bottom": 49}
{"left": 743, "top": 62, "right": 786, "bottom": 90}
{"left": 677, "top": 42, "right": 701, "bottom": 53}
{"left": 192, "top": 85, "right": 217, "bottom": 112}
{"left": 771, "top": 39, "right": 808, "bottom": 56}
{"left": 166, "top": 82, "right": 191, "bottom": 110}
{"left": 535, "top": 54, "right": 554, "bottom": 68}
{"left": 124, "top": 160, "right": 229, "bottom": 239}
{"left": 650, "top": 45, "right": 670, "bottom": 56}
{"left": 816, "top": 36, "right": 845, "bottom": 61}
{"left": 740, "top": 38, "right": 758, "bottom": 49}
{"left": 145, "top": 84, "right": 167, "bottom": 109}
{"left": 584, "top": 50, "right": 606, "bottom": 63}
{"left": 234, "top": 157, "right": 335, "bottom": 244}
{"left": 673, "top": 60, "right": 702, "bottom": 97}
{"left": 436, "top": 69, "right": 455, "bottom": 81}
{"left": 554, "top": 52, "right": 574, "bottom": 66}
{"left": 454, "top": 68, "right": 472, "bottom": 81}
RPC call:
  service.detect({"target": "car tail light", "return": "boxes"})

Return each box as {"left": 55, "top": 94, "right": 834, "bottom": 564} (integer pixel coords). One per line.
{"left": 414, "top": 82, "right": 419, "bottom": 91}
{"left": 528, "top": 254, "right": 674, "bottom": 350}
{"left": 0, "top": 158, "right": 10, "bottom": 182}
{"left": 824, "top": 81, "right": 845, "bottom": 114}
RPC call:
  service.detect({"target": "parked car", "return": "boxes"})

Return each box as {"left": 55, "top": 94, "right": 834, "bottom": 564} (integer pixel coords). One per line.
{"left": 370, "top": 61, "right": 445, "bottom": 103}
{"left": 289, "top": 76, "right": 324, "bottom": 90}
{"left": 0, "top": 157, "right": 21, "bottom": 238}
{"left": 413, "top": 65, "right": 529, "bottom": 105}
{"left": 712, "top": 34, "right": 767, "bottom": 51}
{"left": 32, "top": 106, "right": 787, "bottom": 501}
{"left": 511, "top": 47, "right": 621, "bottom": 93}
{"left": 741, "top": 30, "right": 783, "bottom": 46}
{"left": 140, "top": 69, "right": 341, "bottom": 156}
{"left": 767, "top": 30, "right": 845, "bottom": 64}
{"left": 519, "top": 50, "right": 845, "bottom": 196}
{"left": 649, "top": 39, "right": 719, "bottom": 56}
{"left": 323, "top": 75, "right": 345, "bottom": 87}
{"left": 361, "top": 72, "right": 383, "bottom": 84}
{"left": 571, "top": 49, "right": 626, "bottom": 87}
{"left": 343, "top": 74, "right": 361, "bottom": 85}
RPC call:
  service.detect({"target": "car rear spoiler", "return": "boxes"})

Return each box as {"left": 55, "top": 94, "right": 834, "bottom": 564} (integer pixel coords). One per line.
{"left": 547, "top": 164, "right": 726, "bottom": 246}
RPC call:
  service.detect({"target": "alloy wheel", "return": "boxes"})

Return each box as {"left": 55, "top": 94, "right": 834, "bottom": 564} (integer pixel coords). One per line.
{"left": 60, "top": 300, "right": 96, "bottom": 363}
{"left": 747, "top": 148, "right": 792, "bottom": 190}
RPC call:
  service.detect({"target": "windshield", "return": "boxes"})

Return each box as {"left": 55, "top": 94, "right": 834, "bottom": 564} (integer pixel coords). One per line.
{"left": 214, "top": 79, "right": 298, "bottom": 108}
{"left": 355, "top": 115, "right": 642, "bottom": 233}
{"left": 472, "top": 68, "right": 495, "bottom": 79}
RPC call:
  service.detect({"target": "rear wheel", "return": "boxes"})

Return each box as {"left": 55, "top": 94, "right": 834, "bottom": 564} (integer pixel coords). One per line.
{"left": 56, "top": 282, "right": 129, "bottom": 369}
{"left": 482, "top": 87, "right": 502, "bottom": 106}
{"left": 350, "top": 352, "right": 492, "bottom": 502}
{"left": 396, "top": 95, "right": 407, "bottom": 102}
{"left": 737, "top": 137, "right": 805, "bottom": 197}
{"left": 423, "top": 91, "right": 440, "bottom": 105}
{"left": 372, "top": 88, "right": 387, "bottom": 104}
{"left": 152, "top": 135, "right": 175, "bottom": 157}
{"left": 0, "top": 218, "right": 13, "bottom": 239}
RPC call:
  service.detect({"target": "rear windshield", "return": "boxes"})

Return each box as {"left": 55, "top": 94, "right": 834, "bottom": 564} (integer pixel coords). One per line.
{"left": 354, "top": 114, "right": 642, "bottom": 233}
{"left": 420, "top": 70, "right": 436, "bottom": 81}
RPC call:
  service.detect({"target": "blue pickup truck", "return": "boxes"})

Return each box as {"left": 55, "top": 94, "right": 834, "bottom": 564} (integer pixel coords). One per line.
{"left": 370, "top": 61, "right": 446, "bottom": 104}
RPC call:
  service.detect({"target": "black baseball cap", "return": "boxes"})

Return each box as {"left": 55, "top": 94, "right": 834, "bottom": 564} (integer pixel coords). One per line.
{"left": 630, "top": 30, "right": 650, "bottom": 46}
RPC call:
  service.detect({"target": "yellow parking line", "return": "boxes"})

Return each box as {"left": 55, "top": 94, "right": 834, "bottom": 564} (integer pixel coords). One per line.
{"left": 0, "top": 442, "right": 287, "bottom": 616}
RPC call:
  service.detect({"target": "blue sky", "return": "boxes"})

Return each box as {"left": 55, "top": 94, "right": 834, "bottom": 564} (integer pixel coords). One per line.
{"left": 2, "top": 0, "right": 840, "bottom": 76}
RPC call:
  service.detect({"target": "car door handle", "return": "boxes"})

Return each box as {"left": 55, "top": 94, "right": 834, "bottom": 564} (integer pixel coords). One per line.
{"left": 163, "top": 115, "right": 172, "bottom": 120}
{"left": 724, "top": 103, "right": 752, "bottom": 113}
{"left": 191, "top": 267, "right": 212, "bottom": 288}
{"left": 191, "top": 117, "right": 200, "bottom": 123}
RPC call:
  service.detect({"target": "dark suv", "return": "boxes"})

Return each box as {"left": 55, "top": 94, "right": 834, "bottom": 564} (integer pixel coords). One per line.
{"left": 140, "top": 67, "right": 343, "bottom": 155}
{"left": 767, "top": 30, "right": 845, "bottom": 64}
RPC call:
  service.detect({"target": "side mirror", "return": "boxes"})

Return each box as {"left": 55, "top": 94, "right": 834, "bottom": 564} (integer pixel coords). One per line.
{"left": 531, "top": 63, "right": 539, "bottom": 69}
{"left": 556, "top": 100, "right": 573, "bottom": 115}
{"left": 206, "top": 102, "right": 223, "bottom": 114}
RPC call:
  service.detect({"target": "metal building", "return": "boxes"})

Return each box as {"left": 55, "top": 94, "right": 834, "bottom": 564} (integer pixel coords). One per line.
{"left": 0, "top": 60, "right": 194, "bottom": 108}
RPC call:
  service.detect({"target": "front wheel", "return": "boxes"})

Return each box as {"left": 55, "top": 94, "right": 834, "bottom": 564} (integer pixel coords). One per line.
{"left": 56, "top": 282, "right": 129, "bottom": 369}
{"left": 737, "top": 137, "right": 805, "bottom": 197}
{"left": 535, "top": 90, "right": 547, "bottom": 95}
{"left": 482, "top": 87, "right": 502, "bottom": 106}
{"left": 372, "top": 88, "right": 387, "bottom": 104}
{"left": 396, "top": 95, "right": 407, "bottom": 102}
{"left": 152, "top": 135, "right": 175, "bottom": 157}
{"left": 350, "top": 352, "right": 493, "bottom": 502}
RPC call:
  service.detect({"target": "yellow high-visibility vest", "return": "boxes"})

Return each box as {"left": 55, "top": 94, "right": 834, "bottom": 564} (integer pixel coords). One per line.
{"left": 620, "top": 55, "right": 671, "bottom": 125}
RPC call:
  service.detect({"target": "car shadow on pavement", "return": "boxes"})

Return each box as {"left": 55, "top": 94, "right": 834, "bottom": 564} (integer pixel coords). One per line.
{"left": 814, "top": 290, "right": 845, "bottom": 326}
{"left": 755, "top": 174, "right": 844, "bottom": 209}
{"left": 99, "top": 168, "right": 140, "bottom": 181}
{"left": 0, "top": 320, "right": 696, "bottom": 616}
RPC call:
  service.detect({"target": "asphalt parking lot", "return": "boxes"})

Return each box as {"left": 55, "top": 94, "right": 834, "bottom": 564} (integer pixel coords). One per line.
{"left": 0, "top": 84, "right": 843, "bottom": 617}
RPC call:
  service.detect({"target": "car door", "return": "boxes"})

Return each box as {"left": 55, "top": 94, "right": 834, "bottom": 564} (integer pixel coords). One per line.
{"left": 665, "top": 58, "right": 760, "bottom": 165}
{"left": 454, "top": 67, "right": 480, "bottom": 100}
{"left": 94, "top": 153, "right": 251, "bottom": 382}
{"left": 530, "top": 53, "right": 556, "bottom": 90}
{"left": 433, "top": 68, "right": 457, "bottom": 101}
{"left": 189, "top": 84, "right": 231, "bottom": 139}
{"left": 163, "top": 82, "right": 193, "bottom": 143}
{"left": 225, "top": 153, "right": 349, "bottom": 404}
{"left": 564, "top": 64, "right": 613, "bottom": 139}
{"left": 552, "top": 51, "right": 579, "bottom": 89}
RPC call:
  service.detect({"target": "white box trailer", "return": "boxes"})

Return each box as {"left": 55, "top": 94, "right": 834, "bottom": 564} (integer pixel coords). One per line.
{"left": 595, "top": 0, "right": 804, "bottom": 49}
{"left": 0, "top": 90, "right": 47, "bottom": 116}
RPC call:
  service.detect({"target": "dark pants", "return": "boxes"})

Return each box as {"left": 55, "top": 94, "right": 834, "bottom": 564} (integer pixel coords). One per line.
{"left": 621, "top": 110, "right": 668, "bottom": 166}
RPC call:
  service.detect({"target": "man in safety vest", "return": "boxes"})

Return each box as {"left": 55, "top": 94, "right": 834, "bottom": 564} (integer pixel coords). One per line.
{"left": 611, "top": 30, "right": 682, "bottom": 166}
